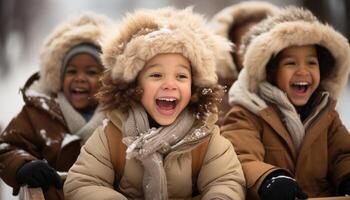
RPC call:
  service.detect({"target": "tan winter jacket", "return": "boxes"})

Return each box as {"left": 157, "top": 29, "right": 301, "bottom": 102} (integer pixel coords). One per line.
{"left": 64, "top": 109, "right": 246, "bottom": 200}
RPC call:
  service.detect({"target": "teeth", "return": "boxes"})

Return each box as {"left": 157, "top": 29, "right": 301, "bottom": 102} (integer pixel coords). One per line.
{"left": 73, "top": 88, "right": 86, "bottom": 92}
{"left": 158, "top": 97, "right": 176, "bottom": 102}
{"left": 293, "top": 82, "right": 309, "bottom": 86}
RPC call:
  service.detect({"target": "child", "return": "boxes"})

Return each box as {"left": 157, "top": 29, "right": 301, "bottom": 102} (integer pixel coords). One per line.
{"left": 64, "top": 7, "right": 246, "bottom": 200}
{"left": 0, "top": 12, "right": 112, "bottom": 200}
{"left": 221, "top": 6, "right": 350, "bottom": 200}
{"left": 210, "top": 1, "right": 280, "bottom": 125}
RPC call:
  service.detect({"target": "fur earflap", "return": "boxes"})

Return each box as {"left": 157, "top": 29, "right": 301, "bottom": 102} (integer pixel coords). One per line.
{"left": 239, "top": 6, "right": 350, "bottom": 100}
{"left": 38, "top": 12, "right": 114, "bottom": 94}
{"left": 210, "top": 1, "right": 280, "bottom": 79}
{"left": 101, "top": 7, "right": 231, "bottom": 87}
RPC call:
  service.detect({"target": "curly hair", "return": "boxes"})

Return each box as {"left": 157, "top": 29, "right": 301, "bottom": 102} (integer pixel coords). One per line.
{"left": 97, "top": 69, "right": 224, "bottom": 121}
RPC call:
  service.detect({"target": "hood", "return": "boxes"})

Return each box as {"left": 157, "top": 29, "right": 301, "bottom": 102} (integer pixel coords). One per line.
{"left": 237, "top": 6, "right": 350, "bottom": 101}
{"left": 210, "top": 1, "right": 279, "bottom": 79}
{"left": 101, "top": 7, "right": 231, "bottom": 88}
{"left": 37, "top": 12, "right": 114, "bottom": 94}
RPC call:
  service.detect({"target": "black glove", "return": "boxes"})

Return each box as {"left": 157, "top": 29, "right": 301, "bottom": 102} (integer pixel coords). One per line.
{"left": 259, "top": 171, "right": 308, "bottom": 200}
{"left": 16, "top": 160, "right": 62, "bottom": 192}
{"left": 338, "top": 178, "right": 350, "bottom": 196}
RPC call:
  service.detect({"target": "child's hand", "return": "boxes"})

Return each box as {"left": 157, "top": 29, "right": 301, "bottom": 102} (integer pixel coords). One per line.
{"left": 15, "top": 160, "right": 62, "bottom": 192}
{"left": 259, "top": 175, "right": 308, "bottom": 200}
{"left": 338, "top": 178, "right": 350, "bottom": 196}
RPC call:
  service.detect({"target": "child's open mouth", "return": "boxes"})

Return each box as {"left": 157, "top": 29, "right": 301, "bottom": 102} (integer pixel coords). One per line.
{"left": 71, "top": 87, "right": 90, "bottom": 99}
{"left": 156, "top": 97, "right": 177, "bottom": 116}
{"left": 291, "top": 81, "right": 310, "bottom": 94}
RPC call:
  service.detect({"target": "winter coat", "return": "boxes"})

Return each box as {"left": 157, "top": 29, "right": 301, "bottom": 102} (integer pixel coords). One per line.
{"left": 221, "top": 7, "right": 350, "bottom": 199}
{"left": 0, "top": 12, "right": 111, "bottom": 199}
{"left": 222, "top": 98, "right": 350, "bottom": 199}
{"left": 64, "top": 109, "right": 246, "bottom": 200}
{"left": 0, "top": 73, "right": 81, "bottom": 198}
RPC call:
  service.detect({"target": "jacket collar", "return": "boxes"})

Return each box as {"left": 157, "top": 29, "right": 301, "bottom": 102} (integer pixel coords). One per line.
{"left": 21, "top": 72, "right": 66, "bottom": 125}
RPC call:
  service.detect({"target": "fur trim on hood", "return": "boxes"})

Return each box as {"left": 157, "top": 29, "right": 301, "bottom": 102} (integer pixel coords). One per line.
{"left": 38, "top": 12, "right": 114, "bottom": 94}
{"left": 101, "top": 7, "right": 231, "bottom": 87}
{"left": 237, "top": 6, "right": 350, "bottom": 100}
{"left": 210, "top": 1, "right": 279, "bottom": 79}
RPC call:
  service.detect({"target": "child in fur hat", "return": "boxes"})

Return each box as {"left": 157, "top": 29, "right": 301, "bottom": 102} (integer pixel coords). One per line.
{"left": 0, "top": 12, "right": 112, "bottom": 200}
{"left": 221, "top": 6, "right": 350, "bottom": 200}
{"left": 64, "top": 7, "right": 245, "bottom": 200}
{"left": 210, "top": 1, "right": 280, "bottom": 125}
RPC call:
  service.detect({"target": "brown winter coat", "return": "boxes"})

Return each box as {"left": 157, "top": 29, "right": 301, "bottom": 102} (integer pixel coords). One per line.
{"left": 64, "top": 109, "right": 246, "bottom": 200}
{"left": 222, "top": 7, "right": 350, "bottom": 199}
{"left": 222, "top": 99, "right": 350, "bottom": 199}
{"left": 0, "top": 73, "right": 81, "bottom": 199}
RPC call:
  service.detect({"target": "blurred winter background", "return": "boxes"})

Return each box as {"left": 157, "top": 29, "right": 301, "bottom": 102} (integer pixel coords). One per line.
{"left": 1, "top": 0, "right": 349, "bottom": 199}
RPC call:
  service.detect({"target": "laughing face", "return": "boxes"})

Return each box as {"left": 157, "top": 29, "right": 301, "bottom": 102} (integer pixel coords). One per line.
{"left": 137, "top": 53, "right": 192, "bottom": 126}
{"left": 276, "top": 45, "right": 320, "bottom": 106}
{"left": 62, "top": 53, "right": 104, "bottom": 111}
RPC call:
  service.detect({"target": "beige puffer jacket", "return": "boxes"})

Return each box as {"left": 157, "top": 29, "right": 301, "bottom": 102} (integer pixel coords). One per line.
{"left": 64, "top": 109, "right": 246, "bottom": 200}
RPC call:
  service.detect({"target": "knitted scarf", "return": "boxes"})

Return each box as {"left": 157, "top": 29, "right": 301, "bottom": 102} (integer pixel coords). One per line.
{"left": 57, "top": 92, "right": 105, "bottom": 144}
{"left": 259, "top": 82, "right": 305, "bottom": 150}
{"left": 122, "top": 103, "right": 195, "bottom": 200}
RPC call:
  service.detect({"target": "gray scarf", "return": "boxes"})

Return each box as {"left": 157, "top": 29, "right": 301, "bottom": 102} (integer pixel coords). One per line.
{"left": 259, "top": 82, "right": 305, "bottom": 150}
{"left": 122, "top": 103, "right": 195, "bottom": 200}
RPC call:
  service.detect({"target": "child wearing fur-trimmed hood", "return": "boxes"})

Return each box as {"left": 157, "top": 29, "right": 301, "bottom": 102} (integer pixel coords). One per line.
{"left": 210, "top": 1, "right": 280, "bottom": 125}
{"left": 64, "top": 7, "right": 246, "bottom": 200}
{"left": 221, "top": 6, "right": 350, "bottom": 200}
{"left": 0, "top": 12, "right": 112, "bottom": 200}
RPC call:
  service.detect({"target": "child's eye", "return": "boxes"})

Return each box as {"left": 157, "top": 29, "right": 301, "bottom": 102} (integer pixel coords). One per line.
{"left": 65, "top": 67, "right": 77, "bottom": 74}
{"left": 283, "top": 61, "right": 296, "bottom": 66}
{"left": 308, "top": 59, "right": 319, "bottom": 66}
{"left": 150, "top": 73, "right": 162, "bottom": 78}
{"left": 87, "top": 69, "right": 101, "bottom": 76}
{"left": 177, "top": 74, "right": 189, "bottom": 80}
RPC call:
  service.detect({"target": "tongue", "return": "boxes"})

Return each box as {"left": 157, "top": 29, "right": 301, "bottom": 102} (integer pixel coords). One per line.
{"left": 293, "top": 85, "right": 307, "bottom": 93}
{"left": 156, "top": 100, "right": 175, "bottom": 110}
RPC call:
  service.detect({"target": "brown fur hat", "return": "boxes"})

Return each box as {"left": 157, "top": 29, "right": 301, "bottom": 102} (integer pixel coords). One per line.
{"left": 239, "top": 6, "right": 350, "bottom": 100}
{"left": 210, "top": 1, "right": 280, "bottom": 79}
{"left": 101, "top": 7, "right": 231, "bottom": 88}
{"left": 38, "top": 12, "right": 114, "bottom": 94}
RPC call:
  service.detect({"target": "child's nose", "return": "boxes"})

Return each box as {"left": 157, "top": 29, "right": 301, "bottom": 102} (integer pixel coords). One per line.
{"left": 75, "top": 72, "right": 88, "bottom": 82}
{"left": 161, "top": 78, "right": 177, "bottom": 90}
{"left": 296, "top": 65, "right": 309, "bottom": 75}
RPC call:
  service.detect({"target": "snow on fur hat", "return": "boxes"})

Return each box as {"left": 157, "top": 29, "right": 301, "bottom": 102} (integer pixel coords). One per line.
{"left": 38, "top": 12, "right": 114, "bottom": 94}
{"left": 210, "top": 1, "right": 279, "bottom": 79}
{"left": 239, "top": 6, "right": 350, "bottom": 100}
{"left": 101, "top": 7, "right": 231, "bottom": 87}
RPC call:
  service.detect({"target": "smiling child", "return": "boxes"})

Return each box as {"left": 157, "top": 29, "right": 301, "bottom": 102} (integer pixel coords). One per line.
{"left": 222, "top": 6, "right": 350, "bottom": 200}
{"left": 64, "top": 7, "right": 246, "bottom": 200}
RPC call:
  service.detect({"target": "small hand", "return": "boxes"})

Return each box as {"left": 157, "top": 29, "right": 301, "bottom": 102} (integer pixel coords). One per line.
{"left": 16, "top": 160, "right": 62, "bottom": 192}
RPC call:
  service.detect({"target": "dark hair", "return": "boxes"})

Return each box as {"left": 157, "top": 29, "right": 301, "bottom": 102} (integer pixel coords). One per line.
{"left": 97, "top": 69, "right": 224, "bottom": 121}
{"left": 265, "top": 44, "right": 335, "bottom": 85}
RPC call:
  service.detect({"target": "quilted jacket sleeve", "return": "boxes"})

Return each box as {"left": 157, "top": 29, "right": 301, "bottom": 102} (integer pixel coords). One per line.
{"left": 221, "top": 106, "right": 280, "bottom": 199}
{"left": 0, "top": 106, "right": 39, "bottom": 193}
{"left": 197, "top": 126, "right": 246, "bottom": 200}
{"left": 63, "top": 126, "right": 127, "bottom": 200}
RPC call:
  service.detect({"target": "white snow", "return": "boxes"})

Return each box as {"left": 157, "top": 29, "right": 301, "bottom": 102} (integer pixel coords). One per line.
{"left": 61, "top": 133, "right": 80, "bottom": 148}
